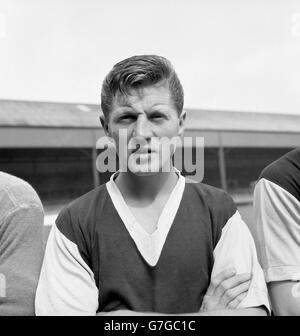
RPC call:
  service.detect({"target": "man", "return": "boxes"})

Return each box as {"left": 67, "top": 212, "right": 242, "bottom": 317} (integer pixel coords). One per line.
{"left": 0, "top": 172, "right": 44, "bottom": 315}
{"left": 36, "top": 55, "right": 269, "bottom": 315}
{"left": 252, "top": 148, "right": 300, "bottom": 315}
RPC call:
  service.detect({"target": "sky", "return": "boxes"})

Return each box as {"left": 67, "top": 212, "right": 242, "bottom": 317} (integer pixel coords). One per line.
{"left": 0, "top": 0, "right": 300, "bottom": 114}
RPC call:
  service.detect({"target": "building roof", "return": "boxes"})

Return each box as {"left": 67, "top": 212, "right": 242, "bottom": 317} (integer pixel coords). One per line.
{"left": 186, "top": 108, "right": 300, "bottom": 133}
{"left": 1, "top": 99, "right": 300, "bottom": 133}
{"left": 0, "top": 100, "right": 101, "bottom": 128}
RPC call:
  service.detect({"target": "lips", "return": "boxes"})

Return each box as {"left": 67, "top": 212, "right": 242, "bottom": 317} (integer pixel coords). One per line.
{"left": 133, "top": 148, "right": 153, "bottom": 155}
{"left": 130, "top": 144, "right": 153, "bottom": 154}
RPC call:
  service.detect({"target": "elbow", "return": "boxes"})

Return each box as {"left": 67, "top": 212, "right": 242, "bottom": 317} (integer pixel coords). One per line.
{"left": 252, "top": 307, "right": 268, "bottom": 316}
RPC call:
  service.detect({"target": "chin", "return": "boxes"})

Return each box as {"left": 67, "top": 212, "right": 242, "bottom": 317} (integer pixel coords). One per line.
{"left": 127, "top": 163, "right": 174, "bottom": 176}
{"left": 126, "top": 153, "right": 173, "bottom": 176}
{"left": 130, "top": 170, "right": 158, "bottom": 177}
{"left": 127, "top": 164, "right": 160, "bottom": 176}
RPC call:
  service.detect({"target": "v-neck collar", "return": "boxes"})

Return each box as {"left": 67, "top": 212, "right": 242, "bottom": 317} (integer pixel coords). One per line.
{"left": 106, "top": 169, "right": 186, "bottom": 266}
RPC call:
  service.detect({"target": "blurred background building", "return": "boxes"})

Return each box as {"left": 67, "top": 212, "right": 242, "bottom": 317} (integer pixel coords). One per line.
{"left": 1, "top": 0, "right": 300, "bottom": 229}
{"left": 1, "top": 99, "right": 299, "bottom": 206}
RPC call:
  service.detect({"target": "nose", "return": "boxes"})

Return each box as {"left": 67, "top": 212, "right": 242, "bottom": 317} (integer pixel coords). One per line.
{"left": 133, "top": 115, "right": 153, "bottom": 139}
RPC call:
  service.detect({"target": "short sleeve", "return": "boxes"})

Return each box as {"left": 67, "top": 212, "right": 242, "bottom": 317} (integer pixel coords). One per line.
{"left": 252, "top": 178, "right": 300, "bottom": 283}
{"left": 211, "top": 210, "right": 270, "bottom": 314}
{"left": 35, "top": 210, "right": 99, "bottom": 315}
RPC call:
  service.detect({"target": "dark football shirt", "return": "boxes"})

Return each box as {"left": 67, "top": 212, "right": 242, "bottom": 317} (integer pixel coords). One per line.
{"left": 36, "top": 173, "right": 270, "bottom": 315}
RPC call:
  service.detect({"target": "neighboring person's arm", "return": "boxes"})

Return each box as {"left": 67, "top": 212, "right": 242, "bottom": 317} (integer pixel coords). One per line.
{"left": 268, "top": 281, "right": 300, "bottom": 316}
{"left": 253, "top": 178, "right": 300, "bottom": 315}
{"left": 0, "top": 201, "right": 44, "bottom": 315}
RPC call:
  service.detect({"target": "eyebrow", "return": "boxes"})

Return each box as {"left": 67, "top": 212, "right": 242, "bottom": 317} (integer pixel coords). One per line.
{"left": 113, "top": 102, "right": 171, "bottom": 117}
{"left": 114, "top": 103, "right": 132, "bottom": 111}
{"left": 150, "top": 104, "right": 169, "bottom": 109}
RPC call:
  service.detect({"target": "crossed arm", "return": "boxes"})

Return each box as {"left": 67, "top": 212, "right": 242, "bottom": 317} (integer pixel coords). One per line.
{"left": 36, "top": 213, "right": 270, "bottom": 316}
{"left": 97, "top": 269, "right": 267, "bottom": 316}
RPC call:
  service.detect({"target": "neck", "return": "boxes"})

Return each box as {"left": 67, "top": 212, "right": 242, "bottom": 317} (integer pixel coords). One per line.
{"left": 115, "top": 169, "right": 179, "bottom": 201}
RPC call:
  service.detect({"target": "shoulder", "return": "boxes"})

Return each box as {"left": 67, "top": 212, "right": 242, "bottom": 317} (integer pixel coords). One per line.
{"left": 185, "top": 181, "right": 237, "bottom": 234}
{"left": 184, "top": 180, "right": 238, "bottom": 248}
{"left": 0, "top": 172, "right": 43, "bottom": 215}
{"left": 55, "top": 183, "right": 109, "bottom": 237}
{"left": 59, "top": 183, "right": 108, "bottom": 220}
{"left": 186, "top": 180, "right": 236, "bottom": 214}
{"left": 258, "top": 148, "right": 300, "bottom": 203}
{"left": 54, "top": 183, "right": 110, "bottom": 265}
{"left": 260, "top": 148, "right": 300, "bottom": 181}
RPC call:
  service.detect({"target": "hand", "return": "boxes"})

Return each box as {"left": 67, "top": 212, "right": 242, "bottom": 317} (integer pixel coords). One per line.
{"left": 200, "top": 268, "right": 252, "bottom": 311}
{"left": 97, "top": 310, "right": 144, "bottom": 316}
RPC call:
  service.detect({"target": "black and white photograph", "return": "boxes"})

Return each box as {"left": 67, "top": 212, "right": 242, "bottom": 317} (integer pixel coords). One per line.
{"left": 0, "top": 0, "right": 300, "bottom": 321}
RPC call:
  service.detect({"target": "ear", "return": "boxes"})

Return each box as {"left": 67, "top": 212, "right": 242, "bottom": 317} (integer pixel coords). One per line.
{"left": 178, "top": 109, "right": 186, "bottom": 136}
{"left": 100, "top": 115, "right": 110, "bottom": 136}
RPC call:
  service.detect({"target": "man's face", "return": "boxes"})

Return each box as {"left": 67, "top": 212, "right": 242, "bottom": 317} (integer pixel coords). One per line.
{"left": 103, "top": 81, "right": 185, "bottom": 175}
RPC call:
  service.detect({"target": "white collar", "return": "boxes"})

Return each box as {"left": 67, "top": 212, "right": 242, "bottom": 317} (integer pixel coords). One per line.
{"left": 106, "top": 169, "right": 186, "bottom": 266}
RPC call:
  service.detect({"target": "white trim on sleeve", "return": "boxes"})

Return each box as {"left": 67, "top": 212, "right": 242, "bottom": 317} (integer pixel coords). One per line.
{"left": 35, "top": 223, "right": 99, "bottom": 316}
{"left": 212, "top": 211, "right": 270, "bottom": 313}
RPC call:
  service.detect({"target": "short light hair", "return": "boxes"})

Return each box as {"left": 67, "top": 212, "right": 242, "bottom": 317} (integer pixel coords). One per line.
{"left": 101, "top": 55, "right": 184, "bottom": 119}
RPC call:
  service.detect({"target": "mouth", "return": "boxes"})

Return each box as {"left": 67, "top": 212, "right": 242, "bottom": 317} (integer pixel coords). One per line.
{"left": 131, "top": 144, "right": 154, "bottom": 155}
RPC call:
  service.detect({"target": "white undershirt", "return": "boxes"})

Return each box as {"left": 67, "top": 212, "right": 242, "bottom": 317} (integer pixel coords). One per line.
{"left": 106, "top": 169, "right": 185, "bottom": 267}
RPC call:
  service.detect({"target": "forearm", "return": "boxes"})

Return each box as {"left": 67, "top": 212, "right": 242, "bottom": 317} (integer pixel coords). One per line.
{"left": 97, "top": 307, "right": 267, "bottom": 316}
{"left": 272, "top": 304, "right": 300, "bottom": 316}
{"left": 269, "top": 282, "right": 300, "bottom": 316}
{"left": 200, "top": 307, "right": 267, "bottom": 316}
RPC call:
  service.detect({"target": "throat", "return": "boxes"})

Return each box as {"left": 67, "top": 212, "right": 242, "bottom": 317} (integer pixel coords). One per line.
{"left": 116, "top": 170, "right": 178, "bottom": 202}
{"left": 115, "top": 171, "right": 179, "bottom": 234}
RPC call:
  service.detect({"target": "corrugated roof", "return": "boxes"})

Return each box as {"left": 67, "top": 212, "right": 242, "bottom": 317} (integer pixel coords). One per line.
{"left": 0, "top": 100, "right": 300, "bottom": 133}
{"left": 0, "top": 100, "right": 101, "bottom": 128}
{"left": 186, "top": 108, "right": 300, "bottom": 133}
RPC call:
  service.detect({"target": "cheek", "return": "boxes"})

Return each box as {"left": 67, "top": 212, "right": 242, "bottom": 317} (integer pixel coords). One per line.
{"left": 110, "top": 129, "right": 132, "bottom": 152}
{"left": 156, "top": 121, "right": 179, "bottom": 138}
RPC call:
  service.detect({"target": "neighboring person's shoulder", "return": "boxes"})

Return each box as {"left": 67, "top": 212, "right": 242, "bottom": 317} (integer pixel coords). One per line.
{"left": 258, "top": 148, "right": 300, "bottom": 203}
{"left": 0, "top": 172, "right": 43, "bottom": 214}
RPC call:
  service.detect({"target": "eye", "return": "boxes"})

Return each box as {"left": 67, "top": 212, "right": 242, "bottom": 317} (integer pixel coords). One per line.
{"left": 150, "top": 112, "right": 165, "bottom": 121}
{"left": 118, "top": 114, "right": 136, "bottom": 123}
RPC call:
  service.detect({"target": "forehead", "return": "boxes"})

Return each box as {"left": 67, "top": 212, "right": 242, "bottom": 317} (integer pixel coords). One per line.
{"left": 112, "top": 82, "right": 174, "bottom": 111}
